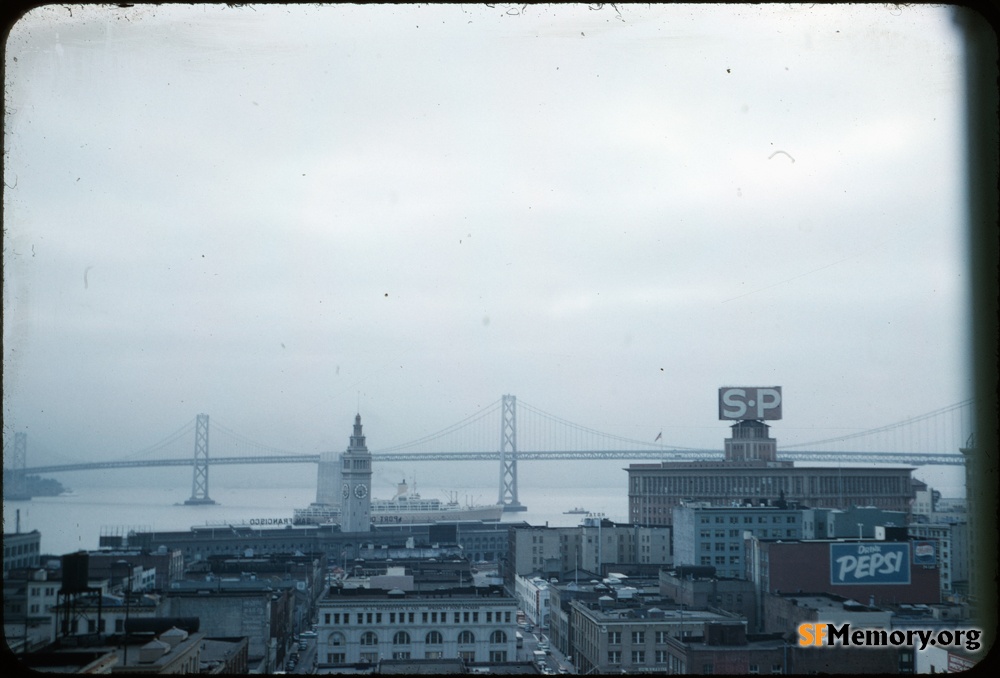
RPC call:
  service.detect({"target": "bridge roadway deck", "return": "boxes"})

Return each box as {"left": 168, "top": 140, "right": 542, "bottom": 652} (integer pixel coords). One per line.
{"left": 20, "top": 449, "right": 965, "bottom": 474}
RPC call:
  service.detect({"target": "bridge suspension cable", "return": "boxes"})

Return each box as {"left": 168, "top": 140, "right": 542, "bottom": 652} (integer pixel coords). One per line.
{"left": 210, "top": 418, "right": 300, "bottom": 456}
{"left": 373, "top": 399, "right": 503, "bottom": 452}
{"left": 781, "top": 399, "right": 975, "bottom": 450}
{"left": 119, "top": 418, "right": 196, "bottom": 460}
{"left": 517, "top": 399, "right": 699, "bottom": 451}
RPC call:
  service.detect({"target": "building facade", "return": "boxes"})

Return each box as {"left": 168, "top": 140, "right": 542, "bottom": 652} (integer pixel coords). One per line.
{"left": 745, "top": 537, "right": 941, "bottom": 614}
{"left": 658, "top": 568, "right": 758, "bottom": 631}
{"left": 628, "top": 461, "right": 915, "bottom": 526}
{"left": 3, "top": 530, "right": 41, "bottom": 574}
{"left": 907, "top": 521, "right": 969, "bottom": 599}
{"left": 672, "top": 503, "right": 803, "bottom": 579}
{"left": 628, "top": 417, "right": 914, "bottom": 526}
{"left": 315, "top": 585, "right": 517, "bottom": 665}
{"left": 569, "top": 598, "right": 740, "bottom": 674}
{"left": 504, "top": 519, "right": 672, "bottom": 587}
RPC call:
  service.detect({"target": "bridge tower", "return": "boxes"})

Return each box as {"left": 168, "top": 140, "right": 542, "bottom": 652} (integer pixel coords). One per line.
{"left": 184, "top": 414, "right": 216, "bottom": 505}
{"left": 498, "top": 394, "right": 526, "bottom": 512}
{"left": 5, "top": 432, "right": 31, "bottom": 500}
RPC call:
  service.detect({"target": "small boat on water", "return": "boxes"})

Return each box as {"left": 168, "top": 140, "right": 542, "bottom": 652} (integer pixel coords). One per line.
{"left": 563, "top": 507, "right": 589, "bottom": 515}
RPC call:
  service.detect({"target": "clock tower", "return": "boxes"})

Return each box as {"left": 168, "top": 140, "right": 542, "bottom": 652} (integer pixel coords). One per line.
{"left": 339, "top": 413, "right": 372, "bottom": 533}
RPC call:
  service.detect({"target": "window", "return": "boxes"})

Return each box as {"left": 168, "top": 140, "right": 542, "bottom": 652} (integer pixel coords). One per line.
{"left": 656, "top": 650, "right": 668, "bottom": 663}
{"left": 425, "top": 651, "right": 443, "bottom": 659}
{"left": 426, "top": 631, "right": 443, "bottom": 645}
{"left": 490, "top": 650, "right": 508, "bottom": 662}
{"left": 772, "top": 663, "right": 783, "bottom": 674}
{"left": 632, "top": 650, "right": 646, "bottom": 664}
{"left": 393, "top": 631, "right": 410, "bottom": 645}
{"left": 360, "top": 652, "right": 378, "bottom": 663}
{"left": 458, "top": 650, "right": 476, "bottom": 661}
{"left": 656, "top": 631, "right": 669, "bottom": 643}
{"left": 324, "top": 613, "right": 331, "bottom": 624}
{"left": 392, "top": 651, "right": 411, "bottom": 660}
{"left": 490, "top": 630, "right": 507, "bottom": 644}
{"left": 360, "top": 631, "right": 378, "bottom": 646}
{"left": 608, "top": 651, "right": 621, "bottom": 664}
{"left": 329, "top": 633, "right": 345, "bottom": 647}
{"left": 458, "top": 630, "right": 475, "bottom": 645}
{"left": 632, "top": 631, "right": 645, "bottom": 644}
{"left": 328, "top": 653, "right": 345, "bottom": 664}
{"left": 608, "top": 631, "right": 622, "bottom": 644}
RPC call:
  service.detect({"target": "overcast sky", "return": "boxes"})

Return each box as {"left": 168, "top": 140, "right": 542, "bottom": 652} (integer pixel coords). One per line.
{"left": 3, "top": 4, "right": 975, "bottom": 470}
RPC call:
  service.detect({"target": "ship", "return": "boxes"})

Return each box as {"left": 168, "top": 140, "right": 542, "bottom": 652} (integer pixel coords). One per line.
{"left": 563, "top": 507, "right": 589, "bottom": 515}
{"left": 293, "top": 479, "right": 503, "bottom": 526}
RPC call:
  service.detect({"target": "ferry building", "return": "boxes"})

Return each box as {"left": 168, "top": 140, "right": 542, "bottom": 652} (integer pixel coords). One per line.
{"left": 627, "top": 388, "right": 915, "bottom": 526}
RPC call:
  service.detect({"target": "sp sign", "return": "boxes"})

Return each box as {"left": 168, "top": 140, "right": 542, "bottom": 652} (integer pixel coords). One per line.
{"left": 718, "top": 387, "right": 782, "bottom": 420}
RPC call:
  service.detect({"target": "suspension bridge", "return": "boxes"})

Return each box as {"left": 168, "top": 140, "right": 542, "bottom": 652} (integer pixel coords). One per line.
{"left": 4, "top": 395, "right": 975, "bottom": 510}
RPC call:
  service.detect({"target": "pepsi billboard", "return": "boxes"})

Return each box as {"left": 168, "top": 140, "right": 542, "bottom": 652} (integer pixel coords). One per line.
{"left": 912, "top": 540, "right": 936, "bottom": 565}
{"left": 830, "top": 542, "right": 911, "bottom": 585}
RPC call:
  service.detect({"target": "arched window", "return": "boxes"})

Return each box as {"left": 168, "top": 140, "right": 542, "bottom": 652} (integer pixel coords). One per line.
{"left": 360, "top": 631, "right": 379, "bottom": 646}
{"left": 458, "top": 630, "right": 475, "bottom": 645}
{"left": 426, "top": 630, "right": 443, "bottom": 645}
{"left": 328, "top": 632, "right": 345, "bottom": 647}
{"left": 393, "top": 631, "right": 410, "bottom": 645}
{"left": 490, "top": 630, "right": 507, "bottom": 644}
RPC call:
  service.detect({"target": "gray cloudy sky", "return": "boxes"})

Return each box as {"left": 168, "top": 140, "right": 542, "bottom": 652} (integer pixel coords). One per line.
{"left": 3, "top": 3, "right": 973, "bottom": 466}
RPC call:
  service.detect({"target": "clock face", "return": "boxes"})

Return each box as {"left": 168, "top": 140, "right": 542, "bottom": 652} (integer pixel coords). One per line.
{"left": 342, "top": 483, "right": 350, "bottom": 499}
{"left": 354, "top": 484, "right": 368, "bottom": 499}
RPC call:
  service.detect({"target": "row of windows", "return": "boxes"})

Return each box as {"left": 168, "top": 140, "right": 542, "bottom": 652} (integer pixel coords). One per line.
{"left": 326, "top": 650, "right": 508, "bottom": 664}
{"left": 700, "top": 529, "right": 796, "bottom": 541}
{"left": 700, "top": 515, "right": 797, "bottom": 524}
{"left": 607, "top": 631, "right": 674, "bottom": 645}
{"left": 325, "top": 610, "right": 512, "bottom": 625}
{"left": 4, "top": 541, "right": 40, "bottom": 557}
{"left": 607, "top": 650, "right": 671, "bottom": 664}
{"left": 334, "top": 630, "right": 508, "bottom": 646}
